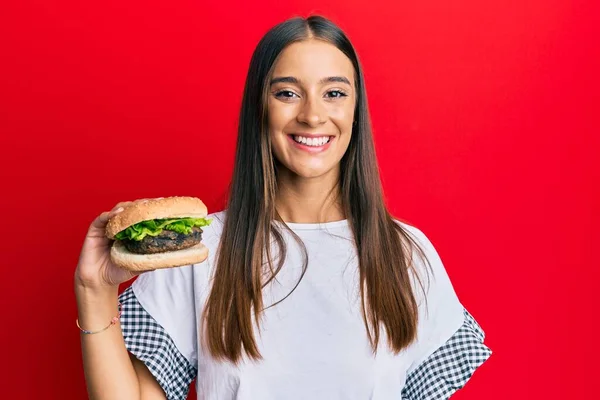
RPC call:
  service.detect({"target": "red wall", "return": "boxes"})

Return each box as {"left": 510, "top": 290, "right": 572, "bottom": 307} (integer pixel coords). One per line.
{"left": 1, "top": 1, "right": 598, "bottom": 399}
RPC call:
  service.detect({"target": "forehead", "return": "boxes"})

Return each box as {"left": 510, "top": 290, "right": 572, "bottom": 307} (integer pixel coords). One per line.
{"left": 272, "top": 39, "right": 355, "bottom": 84}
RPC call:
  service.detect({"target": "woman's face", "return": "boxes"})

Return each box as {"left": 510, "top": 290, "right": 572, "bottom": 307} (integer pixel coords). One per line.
{"left": 267, "top": 39, "right": 356, "bottom": 179}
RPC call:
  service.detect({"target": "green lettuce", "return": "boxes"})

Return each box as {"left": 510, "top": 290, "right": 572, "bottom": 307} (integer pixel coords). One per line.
{"left": 114, "top": 217, "right": 211, "bottom": 241}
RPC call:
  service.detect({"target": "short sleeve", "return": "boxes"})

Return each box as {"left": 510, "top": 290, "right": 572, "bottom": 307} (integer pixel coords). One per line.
{"left": 118, "top": 264, "right": 198, "bottom": 400}
{"left": 401, "top": 225, "right": 492, "bottom": 399}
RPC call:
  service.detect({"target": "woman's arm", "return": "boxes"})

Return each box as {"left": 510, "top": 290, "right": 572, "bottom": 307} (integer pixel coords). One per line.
{"left": 76, "top": 284, "right": 165, "bottom": 400}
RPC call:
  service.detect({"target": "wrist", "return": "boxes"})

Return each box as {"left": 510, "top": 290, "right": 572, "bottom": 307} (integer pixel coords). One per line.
{"left": 75, "top": 280, "right": 119, "bottom": 312}
{"left": 74, "top": 271, "right": 119, "bottom": 293}
{"left": 75, "top": 284, "right": 121, "bottom": 333}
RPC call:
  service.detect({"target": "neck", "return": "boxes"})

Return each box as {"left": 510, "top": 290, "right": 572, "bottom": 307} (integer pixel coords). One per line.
{"left": 275, "top": 166, "right": 345, "bottom": 224}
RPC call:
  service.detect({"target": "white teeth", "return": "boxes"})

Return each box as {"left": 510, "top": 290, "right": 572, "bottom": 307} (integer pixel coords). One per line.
{"left": 293, "top": 135, "right": 330, "bottom": 147}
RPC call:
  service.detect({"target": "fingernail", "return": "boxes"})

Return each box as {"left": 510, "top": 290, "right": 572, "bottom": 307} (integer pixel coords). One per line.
{"left": 115, "top": 207, "right": 124, "bottom": 212}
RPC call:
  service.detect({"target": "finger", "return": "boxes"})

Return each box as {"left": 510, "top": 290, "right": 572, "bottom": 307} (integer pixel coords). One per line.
{"left": 136, "top": 197, "right": 163, "bottom": 204}
{"left": 110, "top": 201, "right": 134, "bottom": 212}
{"left": 93, "top": 197, "right": 165, "bottom": 233}
{"left": 108, "top": 206, "right": 126, "bottom": 218}
{"left": 89, "top": 211, "right": 111, "bottom": 232}
{"left": 89, "top": 207, "right": 125, "bottom": 232}
{"left": 111, "top": 197, "right": 165, "bottom": 212}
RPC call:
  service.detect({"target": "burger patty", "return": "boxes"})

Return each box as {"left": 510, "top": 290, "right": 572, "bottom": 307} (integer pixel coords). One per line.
{"left": 122, "top": 227, "right": 203, "bottom": 254}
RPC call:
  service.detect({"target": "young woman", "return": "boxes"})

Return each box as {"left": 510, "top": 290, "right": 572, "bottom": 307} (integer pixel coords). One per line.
{"left": 75, "top": 15, "right": 491, "bottom": 400}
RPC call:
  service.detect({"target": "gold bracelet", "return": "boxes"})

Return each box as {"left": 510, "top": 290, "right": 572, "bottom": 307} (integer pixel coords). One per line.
{"left": 76, "top": 303, "right": 122, "bottom": 335}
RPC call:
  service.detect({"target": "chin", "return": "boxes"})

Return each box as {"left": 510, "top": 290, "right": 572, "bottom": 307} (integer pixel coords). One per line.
{"left": 284, "top": 162, "right": 339, "bottom": 180}
{"left": 294, "top": 170, "right": 326, "bottom": 179}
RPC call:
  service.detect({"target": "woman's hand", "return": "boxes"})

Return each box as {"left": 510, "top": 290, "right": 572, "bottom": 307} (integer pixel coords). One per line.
{"left": 74, "top": 200, "right": 150, "bottom": 291}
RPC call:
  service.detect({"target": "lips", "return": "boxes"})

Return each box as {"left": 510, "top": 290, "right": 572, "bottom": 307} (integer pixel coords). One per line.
{"left": 286, "top": 134, "right": 334, "bottom": 153}
{"left": 291, "top": 134, "right": 332, "bottom": 147}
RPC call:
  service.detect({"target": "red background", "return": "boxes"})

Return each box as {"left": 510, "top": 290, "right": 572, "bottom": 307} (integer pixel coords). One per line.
{"left": 1, "top": 1, "right": 598, "bottom": 399}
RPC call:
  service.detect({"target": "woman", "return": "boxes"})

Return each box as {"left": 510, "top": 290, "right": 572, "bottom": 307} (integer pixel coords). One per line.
{"left": 75, "top": 15, "right": 491, "bottom": 399}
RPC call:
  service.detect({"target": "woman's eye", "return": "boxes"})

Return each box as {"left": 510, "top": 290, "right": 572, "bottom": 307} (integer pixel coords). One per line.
{"left": 326, "top": 90, "right": 347, "bottom": 98}
{"left": 275, "top": 90, "right": 298, "bottom": 99}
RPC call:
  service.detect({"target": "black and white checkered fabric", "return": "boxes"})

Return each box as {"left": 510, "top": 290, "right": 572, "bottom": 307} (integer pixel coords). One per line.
{"left": 401, "top": 309, "right": 492, "bottom": 399}
{"left": 119, "top": 287, "right": 197, "bottom": 400}
{"left": 119, "top": 287, "right": 489, "bottom": 399}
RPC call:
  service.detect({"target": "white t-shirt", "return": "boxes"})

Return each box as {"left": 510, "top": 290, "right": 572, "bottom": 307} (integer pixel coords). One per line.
{"left": 129, "top": 211, "right": 466, "bottom": 399}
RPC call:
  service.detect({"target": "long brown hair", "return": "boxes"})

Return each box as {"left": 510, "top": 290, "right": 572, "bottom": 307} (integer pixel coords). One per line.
{"left": 203, "top": 15, "right": 430, "bottom": 363}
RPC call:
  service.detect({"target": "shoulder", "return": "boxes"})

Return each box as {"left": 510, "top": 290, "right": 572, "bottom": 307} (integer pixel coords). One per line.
{"left": 393, "top": 219, "right": 461, "bottom": 313}
{"left": 393, "top": 220, "right": 441, "bottom": 279}
{"left": 394, "top": 219, "right": 436, "bottom": 255}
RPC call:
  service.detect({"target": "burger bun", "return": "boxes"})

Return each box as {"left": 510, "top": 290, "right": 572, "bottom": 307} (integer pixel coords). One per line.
{"left": 111, "top": 240, "right": 208, "bottom": 272}
{"left": 106, "top": 196, "right": 207, "bottom": 240}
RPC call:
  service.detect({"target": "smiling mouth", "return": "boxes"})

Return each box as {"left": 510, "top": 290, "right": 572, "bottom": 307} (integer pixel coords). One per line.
{"left": 290, "top": 135, "right": 332, "bottom": 147}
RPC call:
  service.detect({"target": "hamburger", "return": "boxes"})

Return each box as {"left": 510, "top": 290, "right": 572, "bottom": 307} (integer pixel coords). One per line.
{"left": 105, "top": 196, "right": 211, "bottom": 271}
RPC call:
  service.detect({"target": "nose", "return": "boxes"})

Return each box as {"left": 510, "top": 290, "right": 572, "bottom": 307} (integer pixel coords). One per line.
{"left": 296, "top": 96, "right": 326, "bottom": 127}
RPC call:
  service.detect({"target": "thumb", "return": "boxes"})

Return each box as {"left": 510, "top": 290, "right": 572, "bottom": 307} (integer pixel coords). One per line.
{"left": 88, "top": 208, "right": 124, "bottom": 236}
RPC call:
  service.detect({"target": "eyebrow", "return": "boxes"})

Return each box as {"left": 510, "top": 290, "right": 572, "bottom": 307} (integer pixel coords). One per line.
{"left": 270, "top": 76, "right": 352, "bottom": 86}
